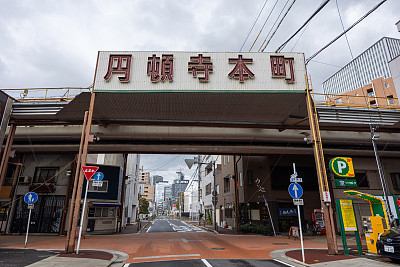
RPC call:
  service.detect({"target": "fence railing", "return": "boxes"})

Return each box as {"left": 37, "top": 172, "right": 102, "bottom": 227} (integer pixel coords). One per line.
{"left": 1, "top": 86, "right": 92, "bottom": 102}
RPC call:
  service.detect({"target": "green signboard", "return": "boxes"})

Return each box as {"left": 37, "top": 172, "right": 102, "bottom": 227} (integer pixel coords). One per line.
{"left": 334, "top": 179, "right": 357, "bottom": 187}
{"left": 329, "top": 157, "right": 355, "bottom": 178}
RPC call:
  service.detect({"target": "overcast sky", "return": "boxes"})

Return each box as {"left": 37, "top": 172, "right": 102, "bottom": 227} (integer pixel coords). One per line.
{"left": 1, "top": 0, "right": 399, "bottom": 180}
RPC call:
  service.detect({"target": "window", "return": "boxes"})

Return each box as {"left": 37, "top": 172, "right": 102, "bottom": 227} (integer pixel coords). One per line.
{"left": 388, "top": 95, "right": 395, "bottom": 104}
{"left": 223, "top": 156, "right": 226, "bottom": 166}
{"left": 385, "top": 83, "right": 389, "bottom": 88}
{"left": 216, "top": 184, "right": 220, "bottom": 194}
{"left": 88, "top": 207, "right": 115, "bottom": 218}
{"left": 239, "top": 172, "right": 243, "bottom": 187}
{"left": 355, "top": 172, "right": 369, "bottom": 188}
{"left": 88, "top": 180, "right": 108, "bottom": 192}
{"left": 247, "top": 170, "right": 253, "bottom": 185}
{"left": 355, "top": 93, "right": 359, "bottom": 96}
{"left": 370, "top": 100, "right": 376, "bottom": 106}
{"left": 225, "top": 203, "right": 233, "bottom": 218}
{"left": 390, "top": 173, "right": 400, "bottom": 190}
{"left": 367, "top": 89, "right": 374, "bottom": 97}
{"left": 224, "top": 176, "right": 230, "bottom": 193}
{"left": 205, "top": 183, "right": 211, "bottom": 195}
{"left": 227, "top": 156, "right": 229, "bottom": 163}
{"left": 205, "top": 163, "right": 212, "bottom": 176}
{"left": 33, "top": 167, "right": 59, "bottom": 184}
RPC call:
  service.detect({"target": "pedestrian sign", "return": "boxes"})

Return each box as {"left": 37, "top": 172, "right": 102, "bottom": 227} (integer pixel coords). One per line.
{"left": 24, "top": 192, "right": 38, "bottom": 204}
{"left": 288, "top": 183, "right": 303, "bottom": 199}
{"left": 81, "top": 166, "right": 99, "bottom": 181}
{"left": 329, "top": 157, "right": 355, "bottom": 178}
{"left": 93, "top": 172, "right": 104, "bottom": 181}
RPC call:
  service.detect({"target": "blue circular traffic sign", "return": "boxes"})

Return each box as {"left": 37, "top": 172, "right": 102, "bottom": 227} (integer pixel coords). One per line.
{"left": 93, "top": 172, "right": 104, "bottom": 181}
{"left": 24, "top": 192, "right": 38, "bottom": 204}
{"left": 288, "top": 183, "right": 303, "bottom": 199}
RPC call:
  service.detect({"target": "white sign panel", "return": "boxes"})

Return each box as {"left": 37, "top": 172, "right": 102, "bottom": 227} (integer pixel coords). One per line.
{"left": 293, "top": 199, "right": 304, "bottom": 205}
{"left": 94, "top": 51, "right": 307, "bottom": 92}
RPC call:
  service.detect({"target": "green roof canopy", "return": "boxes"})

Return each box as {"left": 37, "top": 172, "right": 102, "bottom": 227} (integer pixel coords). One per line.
{"left": 344, "top": 190, "right": 384, "bottom": 204}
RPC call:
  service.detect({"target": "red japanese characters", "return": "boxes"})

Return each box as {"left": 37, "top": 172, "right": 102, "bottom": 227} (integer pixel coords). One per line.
{"left": 270, "top": 55, "right": 295, "bottom": 83}
{"left": 104, "top": 55, "right": 132, "bottom": 82}
{"left": 103, "top": 53, "right": 296, "bottom": 85}
{"left": 147, "top": 54, "right": 174, "bottom": 82}
{"left": 188, "top": 54, "right": 213, "bottom": 82}
{"left": 228, "top": 55, "right": 254, "bottom": 83}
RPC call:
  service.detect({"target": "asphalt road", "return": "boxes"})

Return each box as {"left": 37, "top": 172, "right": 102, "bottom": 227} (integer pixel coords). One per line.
{"left": 128, "top": 259, "right": 291, "bottom": 266}
{"left": 0, "top": 249, "right": 56, "bottom": 267}
{"left": 146, "top": 216, "right": 205, "bottom": 233}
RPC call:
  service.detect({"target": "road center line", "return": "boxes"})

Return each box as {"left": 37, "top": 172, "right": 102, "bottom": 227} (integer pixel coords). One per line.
{"left": 201, "top": 259, "right": 213, "bottom": 267}
{"left": 133, "top": 254, "right": 201, "bottom": 260}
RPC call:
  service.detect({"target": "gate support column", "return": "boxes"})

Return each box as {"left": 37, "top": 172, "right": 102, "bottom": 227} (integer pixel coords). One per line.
{"left": 306, "top": 78, "right": 338, "bottom": 255}
{"left": 0, "top": 124, "right": 16, "bottom": 191}
{"left": 66, "top": 92, "right": 95, "bottom": 253}
{"left": 65, "top": 111, "right": 88, "bottom": 253}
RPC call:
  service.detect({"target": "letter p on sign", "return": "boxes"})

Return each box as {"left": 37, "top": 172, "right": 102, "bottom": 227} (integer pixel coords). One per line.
{"left": 329, "top": 157, "right": 355, "bottom": 178}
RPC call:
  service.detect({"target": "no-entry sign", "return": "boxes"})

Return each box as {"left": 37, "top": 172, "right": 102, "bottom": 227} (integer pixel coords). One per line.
{"left": 81, "top": 166, "right": 99, "bottom": 181}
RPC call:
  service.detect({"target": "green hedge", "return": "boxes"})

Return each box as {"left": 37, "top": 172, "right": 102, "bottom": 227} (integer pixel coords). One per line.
{"left": 240, "top": 223, "right": 273, "bottom": 236}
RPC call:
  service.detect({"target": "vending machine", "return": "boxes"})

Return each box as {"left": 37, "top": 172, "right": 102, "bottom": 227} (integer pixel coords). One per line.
{"left": 311, "top": 209, "right": 326, "bottom": 235}
{"left": 362, "top": 216, "right": 385, "bottom": 254}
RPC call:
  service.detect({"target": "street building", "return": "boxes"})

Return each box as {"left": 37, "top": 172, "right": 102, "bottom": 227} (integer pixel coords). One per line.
{"left": 154, "top": 180, "right": 169, "bottom": 215}
{"left": 328, "top": 76, "right": 399, "bottom": 108}
{"left": 152, "top": 175, "right": 163, "bottom": 185}
{"left": 323, "top": 37, "right": 400, "bottom": 95}
{"left": 124, "top": 154, "right": 140, "bottom": 224}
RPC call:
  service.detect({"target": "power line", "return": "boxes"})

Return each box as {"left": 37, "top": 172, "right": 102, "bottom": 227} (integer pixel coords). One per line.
{"left": 260, "top": 0, "right": 296, "bottom": 52}
{"left": 309, "top": 59, "right": 342, "bottom": 68}
{"left": 305, "top": 0, "right": 387, "bottom": 64}
{"left": 239, "top": 0, "right": 269, "bottom": 52}
{"left": 249, "top": 0, "right": 279, "bottom": 52}
{"left": 275, "top": 0, "right": 330, "bottom": 52}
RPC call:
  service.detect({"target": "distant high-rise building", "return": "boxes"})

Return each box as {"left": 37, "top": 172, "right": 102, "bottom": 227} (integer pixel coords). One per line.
{"left": 152, "top": 175, "right": 163, "bottom": 185}
{"left": 323, "top": 37, "right": 400, "bottom": 95}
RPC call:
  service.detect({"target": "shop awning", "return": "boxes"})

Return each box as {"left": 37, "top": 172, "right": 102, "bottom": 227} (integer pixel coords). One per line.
{"left": 91, "top": 201, "right": 121, "bottom": 207}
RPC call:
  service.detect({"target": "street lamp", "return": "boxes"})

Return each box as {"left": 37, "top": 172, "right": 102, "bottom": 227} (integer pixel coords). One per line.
{"left": 370, "top": 125, "right": 396, "bottom": 227}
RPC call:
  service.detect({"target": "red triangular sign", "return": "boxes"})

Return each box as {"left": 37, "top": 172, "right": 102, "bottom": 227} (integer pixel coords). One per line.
{"left": 81, "top": 166, "right": 100, "bottom": 181}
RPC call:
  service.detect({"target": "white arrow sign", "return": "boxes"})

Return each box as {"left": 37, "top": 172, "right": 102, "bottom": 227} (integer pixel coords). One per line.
{"left": 293, "top": 184, "right": 299, "bottom": 198}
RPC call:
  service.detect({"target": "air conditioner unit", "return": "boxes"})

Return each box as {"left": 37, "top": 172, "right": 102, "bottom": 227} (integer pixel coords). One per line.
{"left": 18, "top": 176, "right": 31, "bottom": 184}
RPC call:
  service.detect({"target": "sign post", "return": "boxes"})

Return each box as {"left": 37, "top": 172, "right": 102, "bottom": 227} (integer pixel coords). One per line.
{"left": 289, "top": 163, "right": 305, "bottom": 263}
{"left": 24, "top": 192, "right": 38, "bottom": 248}
{"left": 76, "top": 166, "right": 99, "bottom": 254}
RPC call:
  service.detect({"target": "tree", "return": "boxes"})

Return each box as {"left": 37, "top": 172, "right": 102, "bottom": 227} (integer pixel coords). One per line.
{"left": 139, "top": 197, "right": 149, "bottom": 214}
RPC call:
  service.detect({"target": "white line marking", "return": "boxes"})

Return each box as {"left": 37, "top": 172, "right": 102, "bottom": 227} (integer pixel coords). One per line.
{"left": 123, "top": 264, "right": 130, "bottom": 267}
{"left": 133, "top": 254, "right": 200, "bottom": 260}
{"left": 146, "top": 226, "right": 152, "bottom": 233}
{"left": 273, "top": 259, "right": 295, "bottom": 267}
{"left": 201, "top": 259, "right": 213, "bottom": 267}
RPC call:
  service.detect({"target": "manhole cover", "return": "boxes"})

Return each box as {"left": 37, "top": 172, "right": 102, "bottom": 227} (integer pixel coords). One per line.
{"left": 211, "top": 248, "right": 226, "bottom": 250}
{"left": 272, "top": 243, "right": 289, "bottom": 245}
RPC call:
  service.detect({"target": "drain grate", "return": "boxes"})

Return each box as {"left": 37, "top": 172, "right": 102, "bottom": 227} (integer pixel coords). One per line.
{"left": 272, "top": 243, "right": 289, "bottom": 245}
{"left": 211, "top": 248, "right": 226, "bottom": 250}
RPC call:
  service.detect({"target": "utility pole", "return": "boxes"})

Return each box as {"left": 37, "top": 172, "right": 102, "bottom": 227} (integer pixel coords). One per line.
{"left": 198, "top": 155, "right": 201, "bottom": 225}
{"left": 213, "top": 159, "right": 217, "bottom": 231}
{"left": 234, "top": 155, "right": 240, "bottom": 233}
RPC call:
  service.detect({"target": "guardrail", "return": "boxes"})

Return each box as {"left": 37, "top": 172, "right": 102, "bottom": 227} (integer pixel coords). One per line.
{"left": 311, "top": 91, "right": 400, "bottom": 110}
{"left": 1, "top": 86, "right": 92, "bottom": 102}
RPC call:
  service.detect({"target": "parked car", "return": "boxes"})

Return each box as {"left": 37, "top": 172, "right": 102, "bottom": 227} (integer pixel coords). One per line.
{"left": 377, "top": 227, "right": 400, "bottom": 261}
